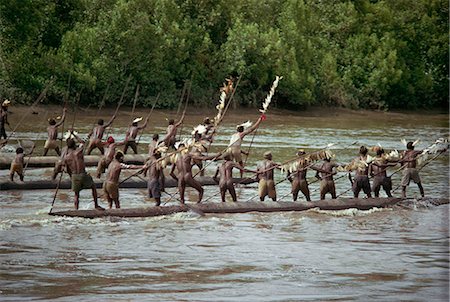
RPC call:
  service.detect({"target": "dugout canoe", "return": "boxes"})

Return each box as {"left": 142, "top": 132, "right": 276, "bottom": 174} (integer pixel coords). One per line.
{"left": 48, "top": 197, "right": 449, "bottom": 219}
{"left": 0, "top": 154, "right": 147, "bottom": 169}
{"left": 0, "top": 176, "right": 257, "bottom": 191}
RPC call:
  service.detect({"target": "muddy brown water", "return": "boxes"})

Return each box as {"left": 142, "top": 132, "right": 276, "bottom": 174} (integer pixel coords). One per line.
{"left": 0, "top": 105, "right": 448, "bottom": 301}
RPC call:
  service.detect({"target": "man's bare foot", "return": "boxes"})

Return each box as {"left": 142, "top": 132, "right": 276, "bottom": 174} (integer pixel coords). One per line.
{"left": 95, "top": 205, "right": 105, "bottom": 211}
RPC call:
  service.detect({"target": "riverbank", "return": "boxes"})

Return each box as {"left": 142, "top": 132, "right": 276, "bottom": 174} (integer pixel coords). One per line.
{"left": 5, "top": 104, "right": 449, "bottom": 133}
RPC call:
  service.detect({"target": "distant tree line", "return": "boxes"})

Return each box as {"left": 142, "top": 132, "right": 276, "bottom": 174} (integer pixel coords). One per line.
{"left": 0, "top": 0, "right": 448, "bottom": 110}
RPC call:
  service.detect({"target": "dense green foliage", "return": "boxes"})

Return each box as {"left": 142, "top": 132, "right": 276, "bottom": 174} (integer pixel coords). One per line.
{"left": 0, "top": 0, "right": 448, "bottom": 110}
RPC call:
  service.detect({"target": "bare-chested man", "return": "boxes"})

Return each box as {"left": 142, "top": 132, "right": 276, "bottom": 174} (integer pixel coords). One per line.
{"left": 201, "top": 117, "right": 215, "bottom": 142}
{"left": 228, "top": 114, "right": 265, "bottom": 177}
{"left": 148, "top": 134, "right": 159, "bottom": 157}
{"left": 311, "top": 157, "right": 338, "bottom": 200}
{"left": 103, "top": 151, "right": 142, "bottom": 209}
{"left": 52, "top": 145, "right": 70, "bottom": 180}
{"left": 399, "top": 141, "right": 425, "bottom": 198}
{"left": 63, "top": 137, "right": 104, "bottom": 210}
{"left": 43, "top": 108, "right": 67, "bottom": 156}
{"left": 170, "top": 144, "right": 220, "bottom": 204}
{"left": 162, "top": 113, "right": 185, "bottom": 149}
{"left": 213, "top": 152, "right": 255, "bottom": 202}
{"left": 350, "top": 146, "right": 372, "bottom": 198}
{"left": 96, "top": 136, "right": 126, "bottom": 178}
{"left": 257, "top": 151, "right": 278, "bottom": 202}
{"left": 86, "top": 114, "right": 116, "bottom": 155}
{"left": 123, "top": 117, "right": 149, "bottom": 154}
{"left": 191, "top": 131, "right": 209, "bottom": 176}
{"left": 287, "top": 150, "right": 311, "bottom": 201}
{"left": 0, "top": 99, "right": 11, "bottom": 140}
{"left": 369, "top": 148, "right": 395, "bottom": 198}
{"left": 145, "top": 150, "right": 165, "bottom": 206}
{"left": 10, "top": 147, "right": 25, "bottom": 182}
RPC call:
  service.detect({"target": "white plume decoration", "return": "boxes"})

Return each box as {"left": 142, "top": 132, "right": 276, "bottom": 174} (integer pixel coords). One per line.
{"left": 191, "top": 124, "right": 207, "bottom": 136}
{"left": 401, "top": 138, "right": 407, "bottom": 147}
{"left": 63, "top": 130, "right": 78, "bottom": 140}
{"left": 214, "top": 78, "right": 233, "bottom": 126}
{"left": 238, "top": 121, "right": 252, "bottom": 129}
{"left": 259, "top": 76, "right": 283, "bottom": 114}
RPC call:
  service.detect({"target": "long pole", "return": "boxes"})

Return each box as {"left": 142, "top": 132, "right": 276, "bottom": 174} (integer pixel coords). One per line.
{"left": 105, "top": 75, "right": 132, "bottom": 138}
{"left": 60, "top": 73, "right": 71, "bottom": 149}
{"left": 49, "top": 171, "right": 64, "bottom": 214}
{"left": 176, "top": 81, "right": 188, "bottom": 117}
{"left": 177, "top": 77, "right": 192, "bottom": 140}
{"left": 7, "top": 77, "right": 55, "bottom": 143}
{"left": 92, "top": 81, "right": 111, "bottom": 129}
{"left": 131, "top": 84, "right": 140, "bottom": 116}
{"left": 137, "top": 93, "right": 160, "bottom": 145}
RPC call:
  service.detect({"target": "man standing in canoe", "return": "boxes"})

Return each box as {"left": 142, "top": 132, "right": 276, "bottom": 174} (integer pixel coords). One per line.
{"left": 369, "top": 147, "right": 394, "bottom": 198}
{"left": 145, "top": 149, "right": 165, "bottom": 206}
{"left": 350, "top": 146, "right": 372, "bottom": 198}
{"left": 311, "top": 157, "right": 339, "bottom": 200}
{"left": 213, "top": 152, "right": 255, "bottom": 202}
{"left": 162, "top": 113, "right": 185, "bottom": 149}
{"left": 170, "top": 143, "right": 221, "bottom": 204}
{"left": 399, "top": 141, "right": 425, "bottom": 198}
{"left": 96, "top": 136, "right": 126, "bottom": 178}
{"left": 43, "top": 107, "right": 67, "bottom": 156}
{"left": 148, "top": 134, "right": 159, "bottom": 157}
{"left": 228, "top": 114, "right": 265, "bottom": 177}
{"left": 257, "top": 151, "right": 278, "bottom": 202}
{"left": 123, "top": 117, "right": 149, "bottom": 154}
{"left": 0, "top": 99, "right": 11, "bottom": 140}
{"left": 287, "top": 149, "right": 311, "bottom": 201}
{"left": 102, "top": 150, "right": 143, "bottom": 209}
{"left": 86, "top": 113, "right": 116, "bottom": 155}
{"left": 9, "top": 147, "right": 25, "bottom": 182}
{"left": 63, "top": 136, "right": 104, "bottom": 210}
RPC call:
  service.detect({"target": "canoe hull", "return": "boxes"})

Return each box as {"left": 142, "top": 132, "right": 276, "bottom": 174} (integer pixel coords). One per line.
{"left": 48, "top": 197, "right": 449, "bottom": 218}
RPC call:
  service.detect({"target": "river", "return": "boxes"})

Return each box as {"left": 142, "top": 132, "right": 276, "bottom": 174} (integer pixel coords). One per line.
{"left": 0, "top": 106, "right": 448, "bottom": 301}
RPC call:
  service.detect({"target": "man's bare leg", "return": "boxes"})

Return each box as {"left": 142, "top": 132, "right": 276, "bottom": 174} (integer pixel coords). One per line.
{"left": 418, "top": 183, "right": 425, "bottom": 197}
{"left": 401, "top": 186, "right": 407, "bottom": 198}
{"left": 229, "top": 184, "right": 238, "bottom": 202}
{"left": 74, "top": 192, "right": 80, "bottom": 209}
{"left": 178, "top": 181, "right": 185, "bottom": 204}
{"left": 92, "top": 185, "right": 104, "bottom": 210}
{"left": 113, "top": 197, "right": 120, "bottom": 209}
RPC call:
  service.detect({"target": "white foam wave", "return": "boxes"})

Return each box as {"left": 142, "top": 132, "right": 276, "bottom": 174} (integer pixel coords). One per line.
{"left": 309, "top": 207, "right": 389, "bottom": 217}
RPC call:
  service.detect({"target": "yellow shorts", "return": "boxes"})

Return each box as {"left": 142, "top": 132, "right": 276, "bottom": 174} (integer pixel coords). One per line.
{"left": 259, "top": 179, "right": 276, "bottom": 199}
{"left": 44, "top": 139, "right": 58, "bottom": 149}
{"left": 103, "top": 180, "right": 119, "bottom": 200}
{"left": 228, "top": 147, "right": 242, "bottom": 163}
{"left": 10, "top": 162, "right": 23, "bottom": 175}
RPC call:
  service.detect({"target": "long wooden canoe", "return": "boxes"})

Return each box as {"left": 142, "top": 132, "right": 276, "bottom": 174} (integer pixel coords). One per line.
{"left": 48, "top": 197, "right": 449, "bottom": 218}
{"left": 0, "top": 176, "right": 257, "bottom": 191}
{"left": 0, "top": 154, "right": 147, "bottom": 169}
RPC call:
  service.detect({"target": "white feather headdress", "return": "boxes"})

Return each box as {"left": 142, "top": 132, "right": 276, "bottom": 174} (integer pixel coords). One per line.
{"left": 236, "top": 121, "right": 252, "bottom": 129}
{"left": 63, "top": 130, "right": 78, "bottom": 140}
{"left": 401, "top": 138, "right": 420, "bottom": 147}
{"left": 192, "top": 124, "right": 207, "bottom": 136}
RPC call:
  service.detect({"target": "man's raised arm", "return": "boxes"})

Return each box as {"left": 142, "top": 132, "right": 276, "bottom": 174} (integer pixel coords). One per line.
{"left": 55, "top": 108, "right": 67, "bottom": 127}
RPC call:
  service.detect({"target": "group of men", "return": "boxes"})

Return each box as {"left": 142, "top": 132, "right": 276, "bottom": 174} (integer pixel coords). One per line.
{"left": 4, "top": 100, "right": 426, "bottom": 210}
